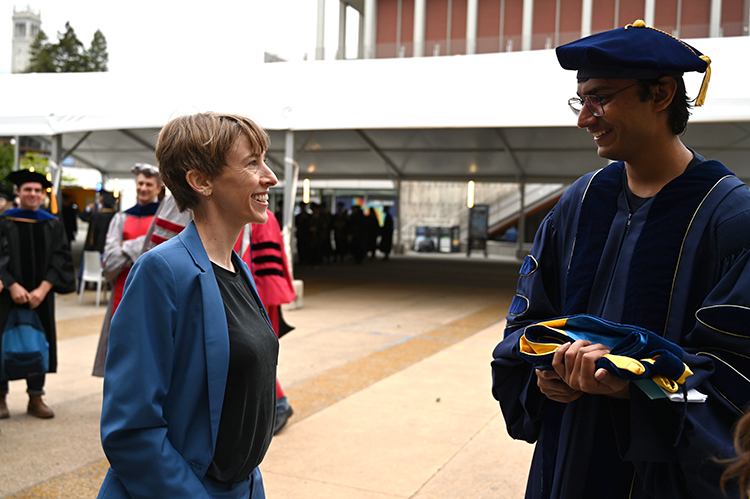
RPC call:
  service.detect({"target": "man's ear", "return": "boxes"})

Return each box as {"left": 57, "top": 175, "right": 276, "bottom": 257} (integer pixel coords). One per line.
{"left": 652, "top": 76, "right": 677, "bottom": 113}
{"left": 185, "top": 170, "right": 210, "bottom": 194}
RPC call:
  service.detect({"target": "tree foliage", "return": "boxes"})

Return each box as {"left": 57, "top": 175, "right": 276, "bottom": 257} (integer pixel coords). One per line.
{"left": 28, "top": 30, "right": 56, "bottom": 72}
{"left": 26, "top": 22, "right": 109, "bottom": 73}
{"left": 88, "top": 30, "right": 109, "bottom": 72}
{"left": 0, "top": 143, "right": 14, "bottom": 192}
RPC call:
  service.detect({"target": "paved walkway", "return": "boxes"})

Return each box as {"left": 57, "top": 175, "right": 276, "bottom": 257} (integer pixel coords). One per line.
{"left": 0, "top": 253, "right": 534, "bottom": 499}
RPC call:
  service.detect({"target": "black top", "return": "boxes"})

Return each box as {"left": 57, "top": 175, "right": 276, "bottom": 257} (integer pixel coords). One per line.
{"left": 206, "top": 256, "right": 278, "bottom": 483}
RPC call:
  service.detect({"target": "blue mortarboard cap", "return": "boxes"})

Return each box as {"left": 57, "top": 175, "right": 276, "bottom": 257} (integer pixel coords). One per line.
{"left": 556, "top": 20, "right": 711, "bottom": 106}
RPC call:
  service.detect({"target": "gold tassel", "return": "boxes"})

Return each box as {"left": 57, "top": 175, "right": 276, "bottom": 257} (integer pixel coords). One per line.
{"left": 695, "top": 55, "right": 711, "bottom": 107}
{"left": 47, "top": 187, "right": 58, "bottom": 215}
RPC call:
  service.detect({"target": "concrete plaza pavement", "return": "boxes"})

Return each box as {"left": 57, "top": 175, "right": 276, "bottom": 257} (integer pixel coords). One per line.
{"left": 0, "top": 252, "right": 534, "bottom": 499}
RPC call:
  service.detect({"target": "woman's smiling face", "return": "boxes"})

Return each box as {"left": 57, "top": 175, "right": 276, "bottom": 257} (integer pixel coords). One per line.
{"left": 209, "top": 134, "right": 278, "bottom": 225}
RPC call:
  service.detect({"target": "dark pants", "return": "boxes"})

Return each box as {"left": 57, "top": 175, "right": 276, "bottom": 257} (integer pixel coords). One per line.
{"left": 0, "top": 373, "right": 45, "bottom": 396}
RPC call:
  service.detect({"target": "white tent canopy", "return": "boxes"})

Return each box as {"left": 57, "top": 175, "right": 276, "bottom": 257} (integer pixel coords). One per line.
{"left": 2, "top": 35, "right": 749, "bottom": 180}
{"left": 2, "top": 35, "right": 750, "bottom": 244}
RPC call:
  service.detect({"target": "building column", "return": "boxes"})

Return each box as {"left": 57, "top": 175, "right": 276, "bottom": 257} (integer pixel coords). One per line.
{"left": 522, "top": 0, "right": 534, "bottom": 51}
{"left": 363, "top": 0, "right": 378, "bottom": 59}
{"left": 316, "top": 0, "right": 326, "bottom": 60}
{"left": 644, "top": 0, "right": 656, "bottom": 26}
{"left": 337, "top": 1, "right": 347, "bottom": 59}
{"left": 414, "top": 0, "right": 426, "bottom": 57}
{"left": 581, "top": 0, "right": 593, "bottom": 37}
{"left": 466, "top": 0, "right": 478, "bottom": 54}
{"left": 709, "top": 0, "right": 723, "bottom": 37}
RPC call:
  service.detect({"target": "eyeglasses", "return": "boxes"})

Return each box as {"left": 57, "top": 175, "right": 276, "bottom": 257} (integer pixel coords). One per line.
{"left": 568, "top": 82, "right": 640, "bottom": 117}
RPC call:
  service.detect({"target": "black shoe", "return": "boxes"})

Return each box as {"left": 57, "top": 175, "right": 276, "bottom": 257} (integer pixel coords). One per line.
{"left": 273, "top": 396, "right": 294, "bottom": 435}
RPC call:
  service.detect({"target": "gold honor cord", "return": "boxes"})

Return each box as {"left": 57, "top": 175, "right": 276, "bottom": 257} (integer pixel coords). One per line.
{"left": 624, "top": 19, "right": 711, "bottom": 106}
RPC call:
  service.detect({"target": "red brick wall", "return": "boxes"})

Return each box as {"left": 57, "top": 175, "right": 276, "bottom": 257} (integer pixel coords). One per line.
{"left": 722, "top": 0, "right": 746, "bottom": 36}
{"left": 682, "top": 0, "right": 711, "bottom": 37}
{"left": 619, "top": 0, "right": 645, "bottom": 27}
{"left": 654, "top": 0, "right": 679, "bottom": 33}
{"left": 475, "top": 0, "right": 502, "bottom": 52}
{"left": 533, "top": 0, "right": 557, "bottom": 48}
{"left": 426, "top": 0, "right": 450, "bottom": 40}
{"left": 592, "top": 0, "right": 617, "bottom": 32}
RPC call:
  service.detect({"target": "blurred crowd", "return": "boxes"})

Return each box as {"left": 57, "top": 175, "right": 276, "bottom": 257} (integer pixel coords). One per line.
{"left": 292, "top": 201, "right": 394, "bottom": 266}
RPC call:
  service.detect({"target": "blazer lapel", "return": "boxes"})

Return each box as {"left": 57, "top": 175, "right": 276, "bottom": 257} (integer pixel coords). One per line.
{"left": 177, "top": 222, "right": 230, "bottom": 449}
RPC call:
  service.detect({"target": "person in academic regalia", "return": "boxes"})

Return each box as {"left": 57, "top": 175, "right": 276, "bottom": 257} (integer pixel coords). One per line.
{"left": 82, "top": 190, "right": 117, "bottom": 254}
{"left": 92, "top": 164, "right": 160, "bottom": 376}
{"left": 0, "top": 188, "right": 16, "bottom": 214}
{"left": 0, "top": 170, "right": 76, "bottom": 419}
{"left": 379, "top": 205, "right": 394, "bottom": 260}
{"left": 102, "top": 164, "right": 161, "bottom": 314}
{"left": 491, "top": 21, "right": 750, "bottom": 499}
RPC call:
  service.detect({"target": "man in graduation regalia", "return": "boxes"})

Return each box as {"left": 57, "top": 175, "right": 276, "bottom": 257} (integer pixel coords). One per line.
{"left": 0, "top": 170, "right": 75, "bottom": 419}
{"left": 102, "top": 164, "right": 161, "bottom": 313}
{"left": 92, "top": 164, "right": 161, "bottom": 376}
{"left": 491, "top": 21, "right": 750, "bottom": 498}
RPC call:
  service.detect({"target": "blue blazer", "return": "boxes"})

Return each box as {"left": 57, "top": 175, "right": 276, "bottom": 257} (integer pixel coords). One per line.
{"left": 97, "top": 222, "right": 271, "bottom": 499}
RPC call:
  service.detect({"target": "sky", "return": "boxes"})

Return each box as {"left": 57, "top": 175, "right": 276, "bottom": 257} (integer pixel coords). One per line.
{"left": 1, "top": 0, "right": 361, "bottom": 74}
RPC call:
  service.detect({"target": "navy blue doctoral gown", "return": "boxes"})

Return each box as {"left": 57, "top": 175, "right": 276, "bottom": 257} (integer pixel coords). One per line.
{"left": 492, "top": 157, "right": 750, "bottom": 499}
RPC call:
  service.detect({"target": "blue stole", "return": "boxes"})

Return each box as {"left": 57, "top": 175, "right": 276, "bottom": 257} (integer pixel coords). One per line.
{"left": 124, "top": 202, "right": 160, "bottom": 217}
{"left": 3, "top": 208, "right": 56, "bottom": 222}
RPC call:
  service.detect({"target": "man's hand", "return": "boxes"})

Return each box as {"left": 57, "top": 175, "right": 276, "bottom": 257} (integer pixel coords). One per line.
{"left": 0, "top": 278, "right": 4, "bottom": 294}
{"left": 8, "top": 282, "right": 30, "bottom": 304}
{"left": 552, "top": 341, "right": 630, "bottom": 398}
{"left": 536, "top": 368, "right": 583, "bottom": 403}
{"left": 28, "top": 281, "right": 53, "bottom": 309}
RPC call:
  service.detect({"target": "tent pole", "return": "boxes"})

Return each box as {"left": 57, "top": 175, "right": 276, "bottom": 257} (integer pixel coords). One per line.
{"left": 283, "top": 131, "right": 299, "bottom": 278}
{"left": 13, "top": 136, "right": 20, "bottom": 171}
{"left": 516, "top": 179, "right": 526, "bottom": 260}
{"left": 395, "top": 179, "right": 402, "bottom": 253}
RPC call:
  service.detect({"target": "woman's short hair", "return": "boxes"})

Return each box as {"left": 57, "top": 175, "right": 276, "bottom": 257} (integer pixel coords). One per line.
{"left": 156, "top": 112, "right": 269, "bottom": 212}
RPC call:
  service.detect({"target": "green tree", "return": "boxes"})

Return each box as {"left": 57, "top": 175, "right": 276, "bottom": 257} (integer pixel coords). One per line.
{"left": 87, "top": 30, "right": 108, "bottom": 71}
{"left": 20, "top": 153, "right": 49, "bottom": 173}
{"left": 56, "top": 22, "right": 88, "bottom": 72}
{"left": 0, "top": 143, "right": 14, "bottom": 192}
{"left": 26, "top": 22, "right": 108, "bottom": 73}
{"left": 26, "top": 30, "right": 57, "bottom": 73}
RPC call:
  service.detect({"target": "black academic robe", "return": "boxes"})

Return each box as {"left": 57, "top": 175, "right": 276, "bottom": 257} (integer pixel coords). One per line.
{"left": 84, "top": 208, "right": 116, "bottom": 253}
{"left": 0, "top": 209, "right": 76, "bottom": 373}
{"left": 491, "top": 157, "right": 750, "bottom": 499}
